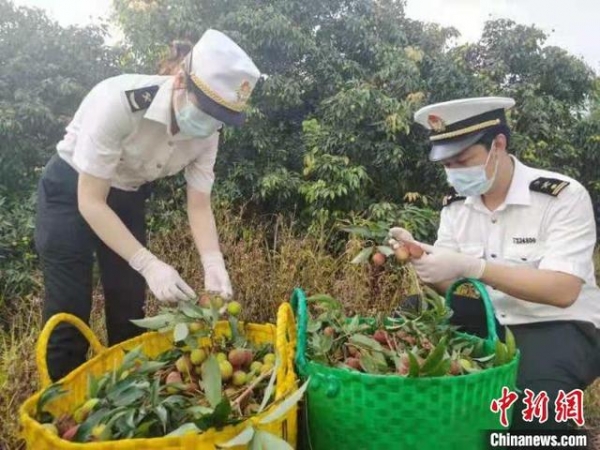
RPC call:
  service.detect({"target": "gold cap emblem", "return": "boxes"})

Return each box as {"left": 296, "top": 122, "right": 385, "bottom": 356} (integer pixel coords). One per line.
{"left": 237, "top": 80, "right": 252, "bottom": 104}
{"left": 427, "top": 114, "right": 446, "bottom": 132}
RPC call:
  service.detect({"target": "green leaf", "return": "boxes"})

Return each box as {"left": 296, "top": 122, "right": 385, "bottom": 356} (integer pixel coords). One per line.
{"left": 340, "top": 226, "right": 373, "bottom": 238}
{"left": 179, "top": 301, "right": 208, "bottom": 320}
{"left": 212, "top": 397, "right": 232, "bottom": 427}
{"left": 173, "top": 322, "right": 189, "bottom": 343}
{"left": 407, "top": 351, "right": 421, "bottom": 377}
{"left": 420, "top": 336, "right": 448, "bottom": 374}
{"left": 251, "top": 430, "right": 294, "bottom": 449}
{"left": 87, "top": 374, "right": 99, "bottom": 400}
{"left": 74, "top": 407, "right": 110, "bottom": 442}
{"left": 359, "top": 352, "right": 387, "bottom": 374}
{"left": 494, "top": 340, "right": 509, "bottom": 366}
{"left": 505, "top": 326, "right": 516, "bottom": 360}
{"left": 424, "top": 358, "right": 452, "bottom": 377}
{"left": 259, "top": 378, "right": 310, "bottom": 425}
{"left": 111, "top": 386, "right": 148, "bottom": 407}
{"left": 201, "top": 355, "right": 222, "bottom": 409}
{"left": 258, "top": 356, "right": 281, "bottom": 413}
{"left": 377, "top": 245, "right": 394, "bottom": 257}
{"left": 306, "top": 320, "right": 322, "bottom": 333}
{"left": 228, "top": 316, "right": 243, "bottom": 346}
{"left": 351, "top": 247, "right": 374, "bottom": 264}
{"left": 120, "top": 346, "right": 144, "bottom": 372}
{"left": 135, "top": 420, "right": 157, "bottom": 438}
{"left": 216, "top": 426, "right": 255, "bottom": 448}
{"left": 306, "top": 294, "right": 342, "bottom": 310}
{"left": 36, "top": 383, "right": 67, "bottom": 417}
{"left": 349, "top": 334, "right": 384, "bottom": 352}
{"left": 130, "top": 314, "right": 175, "bottom": 330}
{"left": 187, "top": 405, "right": 214, "bottom": 418}
{"left": 136, "top": 361, "right": 168, "bottom": 375}
{"left": 155, "top": 405, "right": 168, "bottom": 432}
{"left": 165, "top": 423, "right": 201, "bottom": 437}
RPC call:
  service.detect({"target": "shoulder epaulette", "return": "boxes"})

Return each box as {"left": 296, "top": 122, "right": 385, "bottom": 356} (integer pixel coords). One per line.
{"left": 529, "top": 177, "right": 570, "bottom": 197}
{"left": 442, "top": 191, "right": 466, "bottom": 207}
{"left": 124, "top": 85, "right": 159, "bottom": 112}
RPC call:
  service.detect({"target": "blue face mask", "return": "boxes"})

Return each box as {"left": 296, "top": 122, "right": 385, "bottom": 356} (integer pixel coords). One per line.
{"left": 175, "top": 91, "right": 222, "bottom": 138}
{"left": 444, "top": 147, "right": 499, "bottom": 197}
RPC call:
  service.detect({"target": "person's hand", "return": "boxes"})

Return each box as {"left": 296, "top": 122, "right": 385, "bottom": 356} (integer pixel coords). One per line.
{"left": 129, "top": 247, "right": 196, "bottom": 302}
{"left": 201, "top": 252, "right": 233, "bottom": 300}
{"left": 387, "top": 227, "right": 414, "bottom": 248}
{"left": 411, "top": 243, "right": 486, "bottom": 284}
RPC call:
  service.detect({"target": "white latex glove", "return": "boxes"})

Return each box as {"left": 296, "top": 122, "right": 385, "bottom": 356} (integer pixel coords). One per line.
{"left": 387, "top": 227, "right": 414, "bottom": 248}
{"left": 201, "top": 251, "right": 233, "bottom": 300}
{"left": 411, "top": 243, "right": 486, "bottom": 284}
{"left": 129, "top": 247, "right": 196, "bottom": 302}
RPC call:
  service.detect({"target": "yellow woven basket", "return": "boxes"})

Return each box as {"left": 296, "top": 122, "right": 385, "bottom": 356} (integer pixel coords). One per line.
{"left": 19, "top": 302, "right": 299, "bottom": 449}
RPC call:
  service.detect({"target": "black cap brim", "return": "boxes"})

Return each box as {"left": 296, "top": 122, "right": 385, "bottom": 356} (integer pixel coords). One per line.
{"left": 188, "top": 76, "right": 246, "bottom": 127}
{"left": 428, "top": 131, "right": 485, "bottom": 162}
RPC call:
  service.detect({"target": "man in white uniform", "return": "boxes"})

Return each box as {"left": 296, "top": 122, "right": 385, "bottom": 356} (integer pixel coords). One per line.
{"left": 34, "top": 29, "right": 260, "bottom": 381}
{"left": 389, "top": 97, "right": 600, "bottom": 431}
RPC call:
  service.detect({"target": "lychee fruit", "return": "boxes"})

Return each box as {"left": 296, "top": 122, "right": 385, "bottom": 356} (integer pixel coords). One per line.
{"left": 263, "top": 353, "right": 276, "bottom": 365}
{"left": 373, "top": 329, "right": 389, "bottom": 345}
{"left": 227, "top": 301, "right": 242, "bottom": 317}
{"left": 344, "top": 357, "right": 361, "bottom": 370}
{"left": 190, "top": 349, "right": 207, "bottom": 366}
{"left": 62, "top": 425, "right": 79, "bottom": 441}
{"left": 232, "top": 370, "right": 248, "bottom": 387}
{"left": 219, "top": 360, "right": 233, "bottom": 381}
{"left": 372, "top": 252, "right": 386, "bottom": 266}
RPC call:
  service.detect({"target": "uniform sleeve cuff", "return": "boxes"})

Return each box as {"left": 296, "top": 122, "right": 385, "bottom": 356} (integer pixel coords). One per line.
{"left": 184, "top": 169, "right": 214, "bottom": 193}
{"left": 538, "top": 257, "right": 587, "bottom": 282}
{"left": 73, "top": 153, "right": 117, "bottom": 180}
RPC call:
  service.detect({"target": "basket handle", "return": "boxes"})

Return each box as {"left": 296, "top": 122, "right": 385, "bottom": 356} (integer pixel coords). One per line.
{"left": 275, "top": 301, "right": 298, "bottom": 399}
{"left": 290, "top": 287, "right": 309, "bottom": 375}
{"left": 444, "top": 278, "right": 499, "bottom": 346}
{"left": 37, "top": 313, "right": 106, "bottom": 388}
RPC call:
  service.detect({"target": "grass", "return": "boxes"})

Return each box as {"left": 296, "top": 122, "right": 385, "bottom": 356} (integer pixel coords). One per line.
{"left": 0, "top": 209, "right": 598, "bottom": 449}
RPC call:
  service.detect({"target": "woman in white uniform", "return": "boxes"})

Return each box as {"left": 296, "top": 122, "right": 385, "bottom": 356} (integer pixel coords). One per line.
{"left": 34, "top": 29, "right": 261, "bottom": 382}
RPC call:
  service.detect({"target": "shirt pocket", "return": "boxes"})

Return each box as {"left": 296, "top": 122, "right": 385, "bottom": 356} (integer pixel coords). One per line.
{"left": 503, "top": 244, "right": 543, "bottom": 268}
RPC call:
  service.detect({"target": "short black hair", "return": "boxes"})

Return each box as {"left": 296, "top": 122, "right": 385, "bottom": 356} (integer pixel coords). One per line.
{"left": 476, "top": 124, "right": 511, "bottom": 151}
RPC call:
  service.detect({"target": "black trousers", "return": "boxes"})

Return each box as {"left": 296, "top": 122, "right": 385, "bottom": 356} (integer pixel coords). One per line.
{"left": 449, "top": 295, "right": 600, "bottom": 431}
{"left": 34, "top": 154, "right": 150, "bottom": 382}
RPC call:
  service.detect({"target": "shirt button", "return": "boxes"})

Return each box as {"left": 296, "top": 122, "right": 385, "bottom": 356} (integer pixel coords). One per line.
{"left": 157, "top": 163, "right": 163, "bottom": 169}
{"left": 491, "top": 254, "right": 497, "bottom": 258}
{"left": 491, "top": 217, "right": 497, "bottom": 224}
{"left": 168, "top": 141, "right": 174, "bottom": 146}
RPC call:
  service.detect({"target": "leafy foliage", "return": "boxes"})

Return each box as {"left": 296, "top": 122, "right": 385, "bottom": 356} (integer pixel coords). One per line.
{"left": 1, "top": 0, "right": 599, "bottom": 305}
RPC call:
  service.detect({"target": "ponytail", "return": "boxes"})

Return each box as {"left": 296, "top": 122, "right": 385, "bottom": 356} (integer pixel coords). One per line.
{"left": 158, "top": 40, "right": 193, "bottom": 75}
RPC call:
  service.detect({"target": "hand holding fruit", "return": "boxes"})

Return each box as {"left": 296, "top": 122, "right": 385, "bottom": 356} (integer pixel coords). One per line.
{"left": 411, "top": 243, "right": 486, "bottom": 284}
{"left": 387, "top": 227, "right": 424, "bottom": 262}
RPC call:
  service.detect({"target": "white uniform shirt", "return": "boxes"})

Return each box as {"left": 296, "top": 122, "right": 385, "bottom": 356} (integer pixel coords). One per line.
{"left": 435, "top": 155, "right": 600, "bottom": 328}
{"left": 56, "top": 74, "right": 219, "bottom": 193}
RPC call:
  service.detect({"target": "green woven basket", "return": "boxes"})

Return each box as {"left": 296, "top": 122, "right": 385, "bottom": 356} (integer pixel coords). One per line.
{"left": 292, "top": 278, "right": 521, "bottom": 450}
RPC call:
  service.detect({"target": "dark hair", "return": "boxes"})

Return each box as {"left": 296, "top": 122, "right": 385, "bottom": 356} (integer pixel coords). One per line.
{"left": 477, "top": 124, "right": 511, "bottom": 151}
{"left": 158, "top": 40, "right": 193, "bottom": 75}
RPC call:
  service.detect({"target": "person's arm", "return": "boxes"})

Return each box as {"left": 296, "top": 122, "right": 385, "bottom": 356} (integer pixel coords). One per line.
{"left": 72, "top": 82, "right": 195, "bottom": 302}
{"left": 478, "top": 264, "right": 581, "bottom": 308}
{"left": 185, "top": 134, "right": 232, "bottom": 299}
{"left": 413, "top": 184, "right": 595, "bottom": 308}
{"left": 77, "top": 173, "right": 144, "bottom": 262}
{"left": 187, "top": 187, "right": 221, "bottom": 252}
